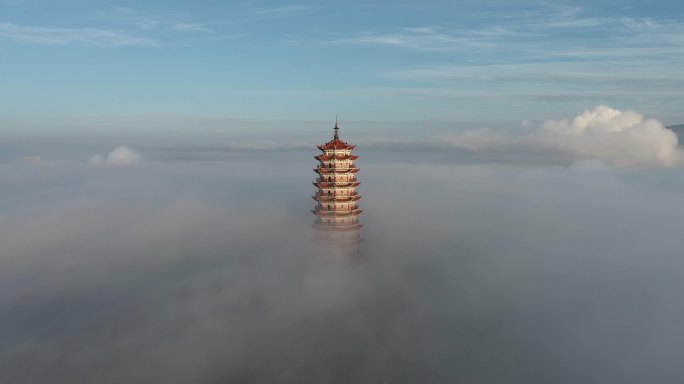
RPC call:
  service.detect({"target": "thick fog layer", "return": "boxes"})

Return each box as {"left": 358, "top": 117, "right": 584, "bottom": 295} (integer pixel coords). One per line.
{"left": 2, "top": 138, "right": 684, "bottom": 383}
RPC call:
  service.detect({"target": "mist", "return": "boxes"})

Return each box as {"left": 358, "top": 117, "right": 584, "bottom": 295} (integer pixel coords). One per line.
{"left": 3, "top": 117, "right": 684, "bottom": 383}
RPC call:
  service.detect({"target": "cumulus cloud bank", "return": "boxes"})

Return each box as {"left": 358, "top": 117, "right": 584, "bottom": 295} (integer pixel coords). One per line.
{"left": 89, "top": 146, "right": 142, "bottom": 166}
{"left": 438, "top": 105, "right": 682, "bottom": 167}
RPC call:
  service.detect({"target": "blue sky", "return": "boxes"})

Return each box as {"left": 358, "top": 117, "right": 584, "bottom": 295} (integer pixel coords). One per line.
{"left": 2, "top": 0, "right": 684, "bottom": 134}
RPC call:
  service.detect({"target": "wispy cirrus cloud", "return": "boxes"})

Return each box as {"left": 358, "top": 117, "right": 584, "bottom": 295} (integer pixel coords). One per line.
{"left": 0, "top": 5, "right": 220, "bottom": 47}
{"left": 172, "top": 22, "right": 211, "bottom": 32}
{"left": 251, "top": 4, "right": 319, "bottom": 18}
{"left": 95, "top": 6, "right": 213, "bottom": 34}
{"left": 330, "top": 26, "right": 492, "bottom": 51}
{"left": 328, "top": 4, "right": 680, "bottom": 56}
{"left": 0, "top": 21, "right": 156, "bottom": 47}
{"left": 538, "top": 5, "right": 658, "bottom": 32}
{"left": 215, "top": 4, "right": 320, "bottom": 27}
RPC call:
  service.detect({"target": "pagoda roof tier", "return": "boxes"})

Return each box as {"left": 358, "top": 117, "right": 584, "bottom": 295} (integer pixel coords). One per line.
{"left": 313, "top": 181, "right": 360, "bottom": 188}
{"left": 312, "top": 194, "right": 361, "bottom": 202}
{"left": 314, "top": 167, "right": 359, "bottom": 174}
{"left": 312, "top": 209, "right": 362, "bottom": 217}
{"left": 313, "top": 223, "right": 363, "bottom": 231}
{"left": 317, "top": 138, "right": 356, "bottom": 151}
{"left": 314, "top": 154, "right": 359, "bottom": 161}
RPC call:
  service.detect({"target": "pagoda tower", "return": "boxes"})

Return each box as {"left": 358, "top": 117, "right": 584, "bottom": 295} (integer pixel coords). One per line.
{"left": 312, "top": 119, "right": 363, "bottom": 250}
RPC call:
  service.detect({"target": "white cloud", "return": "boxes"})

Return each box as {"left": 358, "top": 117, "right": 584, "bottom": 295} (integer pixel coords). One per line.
{"left": 252, "top": 5, "right": 318, "bottom": 18}
{"left": 436, "top": 105, "right": 682, "bottom": 167}
{"left": 347, "top": 105, "right": 681, "bottom": 168}
{"left": 90, "top": 146, "right": 142, "bottom": 167}
{"left": 172, "top": 22, "right": 210, "bottom": 32}
{"left": 541, "top": 105, "right": 680, "bottom": 167}
{"left": 331, "top": 27, "right": 489, "bottom": 51}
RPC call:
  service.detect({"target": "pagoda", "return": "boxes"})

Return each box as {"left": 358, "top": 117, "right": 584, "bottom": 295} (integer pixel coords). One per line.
{"left": 312, "top": 118, "right": 363, "bottom": 249}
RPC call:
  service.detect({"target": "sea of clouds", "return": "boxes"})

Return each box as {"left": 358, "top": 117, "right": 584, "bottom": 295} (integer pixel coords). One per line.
{"left": 2, "top": 106, "right": 684, "bottom": 383}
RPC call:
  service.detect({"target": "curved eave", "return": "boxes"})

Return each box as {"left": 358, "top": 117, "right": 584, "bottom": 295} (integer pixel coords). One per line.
{"left": 317, "top": 141, "right": 356, "bottom": 151}
{"left": 318, "top": 145, "right": 355, "bottom": 150}
{"left": 312, "top": 195, "right": 361, "bottom": 202}
{"left": 313, "top": 182, "right": 360, "bottom": 188}
{"left": 314, "top": 155, "right": 359, "bottom": 161}
{"left": 312, "top": 209, "right": 363, "bottom": 217}
{"left": 314, "top": 167, "right": 359, "bottom": 174}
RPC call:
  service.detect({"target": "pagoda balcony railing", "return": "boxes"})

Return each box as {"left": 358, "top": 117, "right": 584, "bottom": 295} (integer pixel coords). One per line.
{"left": 314, "top": 217, "right": 360, "bottom": 224}
{"left": 317, "top": 162, "right": 357, "bottom": 167}
{"left": 316, "top": 177, "right": 358, "bottom": 183}
{"left": 313, "top": 207, "right": 361, "bottom": 214}
{"left": 315, "top": 191, "right": 359, "bottom": 196}
{"left": 312, "top": 193, "right": 361, "bottom": 201}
